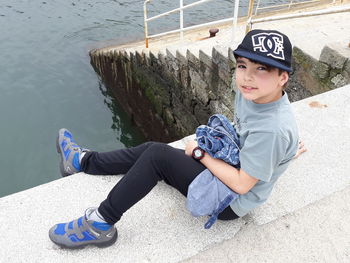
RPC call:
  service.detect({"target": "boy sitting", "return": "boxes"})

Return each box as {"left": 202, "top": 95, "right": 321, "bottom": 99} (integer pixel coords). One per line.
{"left": 49, "top": 29, "right": 305, "bottom": 249}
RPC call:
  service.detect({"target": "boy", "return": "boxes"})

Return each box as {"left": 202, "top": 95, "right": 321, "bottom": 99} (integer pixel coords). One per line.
{"left": 49, "top": 29, "right": 305, "bottom": 249}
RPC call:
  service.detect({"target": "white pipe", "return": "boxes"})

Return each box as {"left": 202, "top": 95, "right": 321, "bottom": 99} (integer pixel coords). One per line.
{"left": 231, "top": 0, "right": 239, "bottom": 43}
{"left": 148, "top": 17, "right": 235, "bottom": 39}
{"left": 180, "top": 0, "right": 184, "bottom": 42}
{"left": 288, "top": 0, "right": 294, "bottom": 10}
{"left": 146, "top": 0, "right": 213, "bottom": 22}
{"left": 251, "top": 5, "right": 350, "bottom": 24}
{"left": 143, "top": 0, "right": 150, "bottom": 47}
{"left": 255, "top": 0, "right": 261, "bottom": 15}
{"left": 256, "top": 0, "right": 320, "bottom": 11}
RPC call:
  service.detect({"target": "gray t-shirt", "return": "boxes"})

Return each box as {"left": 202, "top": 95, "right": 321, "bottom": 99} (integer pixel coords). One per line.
{"left": 230, "top": 89, "right": 299, "bottom": 217}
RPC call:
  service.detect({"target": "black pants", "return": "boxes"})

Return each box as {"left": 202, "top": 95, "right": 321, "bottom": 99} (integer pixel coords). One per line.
{"left": 81, "top": 142, "right": 239, "bottom": 225}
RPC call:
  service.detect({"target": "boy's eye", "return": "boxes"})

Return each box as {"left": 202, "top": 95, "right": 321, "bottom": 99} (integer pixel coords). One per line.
{"left": 237, "top": 64, "right": 246, "bottom": 69}
{"left": 257, "top": 66, "right": 267, "bottom": 70}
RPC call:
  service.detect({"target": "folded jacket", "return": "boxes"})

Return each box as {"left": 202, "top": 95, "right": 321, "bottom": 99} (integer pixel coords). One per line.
{"left": 187, "top": 114, "right": 241, "bottom": 228}
{"left": 186, "top": 169, "right": 239, "bottom": 229}
{"left": 196, "top": 114, "right": 240, "bottom": 166}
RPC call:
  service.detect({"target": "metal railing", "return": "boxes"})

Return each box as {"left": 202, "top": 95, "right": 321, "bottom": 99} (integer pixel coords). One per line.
{"left": 144, "top": 0, "right": 240, "bottom": 48}
{"left": 246, "top": 0, "right": 349, "bottom": 32}
{"left": 254, "top": 0, "right": 325, "bottom": 15}
{"left": 144, "top": 0, "right": 348, "bottom": 48}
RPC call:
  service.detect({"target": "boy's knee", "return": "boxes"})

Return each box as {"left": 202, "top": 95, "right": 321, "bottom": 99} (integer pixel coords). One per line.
{"left": 146, "top": 143, "right": 172, "bottom": 161}
{"left": 141, "top": 141, "right": 156, "bottom": 148}
{"left": 147, "top": 142, "right": 167, "bottom": 152}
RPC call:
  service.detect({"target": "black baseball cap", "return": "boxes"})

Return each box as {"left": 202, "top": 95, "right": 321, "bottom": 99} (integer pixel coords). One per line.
{"left": 233, "top": 29, "right": 292, "bottom": 72}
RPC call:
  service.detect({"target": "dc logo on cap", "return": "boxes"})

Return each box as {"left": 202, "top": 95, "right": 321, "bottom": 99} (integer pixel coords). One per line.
{"left": 251, "top": 33, "right": 285, "bottom": 60}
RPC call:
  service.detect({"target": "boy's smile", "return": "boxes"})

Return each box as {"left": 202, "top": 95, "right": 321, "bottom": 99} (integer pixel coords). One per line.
{"left": 235, "top": 57, "right": 289, "bottom": 104}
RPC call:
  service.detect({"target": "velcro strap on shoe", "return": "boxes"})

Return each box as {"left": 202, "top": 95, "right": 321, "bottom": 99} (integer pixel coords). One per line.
{"left": 65, "top": 217, "right": 85, "bottom": 239}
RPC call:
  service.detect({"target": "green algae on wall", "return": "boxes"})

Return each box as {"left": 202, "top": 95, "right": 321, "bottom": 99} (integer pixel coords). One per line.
{"left": 90, "top": 46, "right": 236, "bottom": 142}
{"left": 288, "top": 44, "right": 350, "bottom": 102}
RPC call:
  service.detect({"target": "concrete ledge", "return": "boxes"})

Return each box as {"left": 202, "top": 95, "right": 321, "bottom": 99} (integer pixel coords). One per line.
{"left": 182, "top": 184, "right": 350, "bottom": 262}
{"left": 170, "top": 84, "right": 350, "bottom": 225}
{"left": 0, "top": 174, "right": 244, "bottom": 262}
{"left": 1, "top": 85, "right": 349, "bottom": 262}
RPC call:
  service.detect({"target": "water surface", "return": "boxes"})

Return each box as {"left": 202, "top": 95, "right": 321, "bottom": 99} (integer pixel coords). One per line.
{"left": 0, "top": 1, "right": 148, "bottom": 197}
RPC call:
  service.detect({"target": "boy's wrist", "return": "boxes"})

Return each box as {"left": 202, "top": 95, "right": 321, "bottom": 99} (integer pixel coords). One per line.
{"left": 192, "top": 147, "right": 205, "bottom": 160}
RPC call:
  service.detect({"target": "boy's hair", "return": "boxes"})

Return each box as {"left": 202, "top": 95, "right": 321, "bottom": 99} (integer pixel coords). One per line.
{"left": 233, "top": 29, "right": 293, "bottom": 73}
{"left": 234, "top": 55, "right": 285, "bottom": 73}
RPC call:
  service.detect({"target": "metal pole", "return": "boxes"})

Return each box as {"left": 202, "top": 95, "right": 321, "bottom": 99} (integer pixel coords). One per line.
{"left": 251, "top": 5, "right": 350, "bottom": 24}
{"left": 254, "top": 0, "right": 261, "bottom": 15}
{"left": 288, "top": 0, "right": 294, "bottom": 10}
{"left": 180, "top": 0, "right": 184, "bottom": 42}
{"left": 231, "top": 0, "right": 240, "bottom": 43}
{"left": 245, "top": 0, "right": 255, "bottom": 34}
{"left": 144, "top": 0, "right": 150, "bottom": 48}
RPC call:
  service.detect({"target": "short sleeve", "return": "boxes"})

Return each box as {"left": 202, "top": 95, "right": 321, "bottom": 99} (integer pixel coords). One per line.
{"left": 239, "top": 132, "right": 288, "bottom": 182}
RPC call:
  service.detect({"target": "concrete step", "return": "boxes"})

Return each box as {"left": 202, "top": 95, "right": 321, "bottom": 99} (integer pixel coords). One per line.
{"left": 1, "top": 84, "right": 349, "bottom": 262}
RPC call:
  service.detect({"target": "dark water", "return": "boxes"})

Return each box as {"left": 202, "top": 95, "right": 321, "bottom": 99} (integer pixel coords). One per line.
{"left": 0, "top": 0, "right": 286, "bottom": 198}
{"left": 0, "top": 1, "right": 149, "bottom": 198}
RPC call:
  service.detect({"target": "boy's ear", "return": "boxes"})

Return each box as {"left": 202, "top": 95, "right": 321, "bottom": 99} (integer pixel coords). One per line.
{"left": 279, "top": 71, "right": 289, "bottom": 87}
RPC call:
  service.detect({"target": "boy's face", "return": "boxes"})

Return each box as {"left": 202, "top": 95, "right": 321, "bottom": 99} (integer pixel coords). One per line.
{"left": 235, "top": 57, "right": 289, "bottom": 104}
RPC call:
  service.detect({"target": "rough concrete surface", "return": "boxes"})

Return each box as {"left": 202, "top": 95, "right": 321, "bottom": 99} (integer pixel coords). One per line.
{"left": 182, "top": 185, "right": 350, "bottom": 263}
{"left": 0, "top": 173, "right": 243, "bottom": 262}
{"left": 0, "top": 173, "right": 244, "bottom": 263}
{"left": 1, "top": 85, "right": 349, "bottom": 263}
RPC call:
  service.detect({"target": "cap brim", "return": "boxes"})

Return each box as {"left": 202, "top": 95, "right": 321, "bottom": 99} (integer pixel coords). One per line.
{"left": 233, "top": 49, "right": 292, "bottom": 72}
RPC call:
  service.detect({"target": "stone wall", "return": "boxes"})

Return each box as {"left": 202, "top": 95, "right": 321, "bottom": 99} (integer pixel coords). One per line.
{"left": 90, "top": 43, "right": 349, "bottom": 142}
{"left": 90, "top": 46, "right": 236, "bottom": 142}
{"left": 288, "top": 43, "right": 350, "bottom": 102}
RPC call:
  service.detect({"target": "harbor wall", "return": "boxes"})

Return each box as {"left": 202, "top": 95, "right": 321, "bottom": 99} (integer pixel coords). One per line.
{"left": 89, "top": 43, "right": 350, "bottom": 141}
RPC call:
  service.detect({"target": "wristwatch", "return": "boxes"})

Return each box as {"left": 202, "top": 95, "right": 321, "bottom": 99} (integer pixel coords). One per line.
{"left": 192, "top": 146, "right": 205, "bottom": 160}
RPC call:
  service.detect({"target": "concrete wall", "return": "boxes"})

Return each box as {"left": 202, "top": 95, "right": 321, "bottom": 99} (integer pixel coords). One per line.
{"left": 90, "top": 43, "right": 350, "bottom": 142}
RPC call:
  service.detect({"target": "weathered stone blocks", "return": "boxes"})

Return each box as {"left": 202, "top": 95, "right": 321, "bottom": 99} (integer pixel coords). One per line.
{"left": 89, "top": 40, "right": 349, "bottom": 141}
{"left": 291, "top": 44, "right": 350, "bottom": 99}
{"left": 320, "top": 45, "right": 347, "bottom": 70}
{"left": 331, "top": 74, "right": 348, "bottom": 88}
{"left": 312, "top": 62, "right": 330, "bottom": 79}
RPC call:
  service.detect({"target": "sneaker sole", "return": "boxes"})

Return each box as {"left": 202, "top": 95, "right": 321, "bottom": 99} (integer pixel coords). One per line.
{"left": 56, "top": 134, "right": 70, "bottom": 177}
{"left": 49, "top": 229, "right": 118, "bottom": 249}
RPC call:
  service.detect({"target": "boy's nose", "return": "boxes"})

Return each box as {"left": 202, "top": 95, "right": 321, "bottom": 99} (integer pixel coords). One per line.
{"left": 243, "top": 69, "right": 254, "bottom": 82}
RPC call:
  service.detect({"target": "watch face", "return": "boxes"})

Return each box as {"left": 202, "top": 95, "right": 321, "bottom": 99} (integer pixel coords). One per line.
{"left": 194, "top": 149, "right": 202, "bottom": 158}
{"left": 192, "top": 147, "right": 204, "bottom": 160}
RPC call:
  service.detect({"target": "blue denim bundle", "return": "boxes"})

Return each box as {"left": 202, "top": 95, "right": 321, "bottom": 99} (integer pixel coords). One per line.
{"left": 196, "top": 114, "right": 240, "bottom": 166}
{"left": 187, "top": 114, "right": 241, "bottom": 229}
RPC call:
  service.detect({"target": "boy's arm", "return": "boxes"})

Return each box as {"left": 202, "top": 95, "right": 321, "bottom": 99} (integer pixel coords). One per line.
{"left": 200, "top": 154, "right": 258, "bottom": 195}
{"left": 185, "top": 140, "right": 258, "bottom": 194}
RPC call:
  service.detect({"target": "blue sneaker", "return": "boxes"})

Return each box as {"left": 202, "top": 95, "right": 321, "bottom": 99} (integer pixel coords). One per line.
{"left": 49, "top": 208, "right": 118, "bottom": 249}
{"left": 56, "top": 128, "right": 88, "bottom": 177}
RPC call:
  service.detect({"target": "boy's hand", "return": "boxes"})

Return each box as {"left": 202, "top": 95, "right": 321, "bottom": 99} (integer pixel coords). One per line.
{"left": 185, "top": 140, "right": 198, "bottom": 156}
{"left": 293, "top": 140, "right": 307, "bottom": 159}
